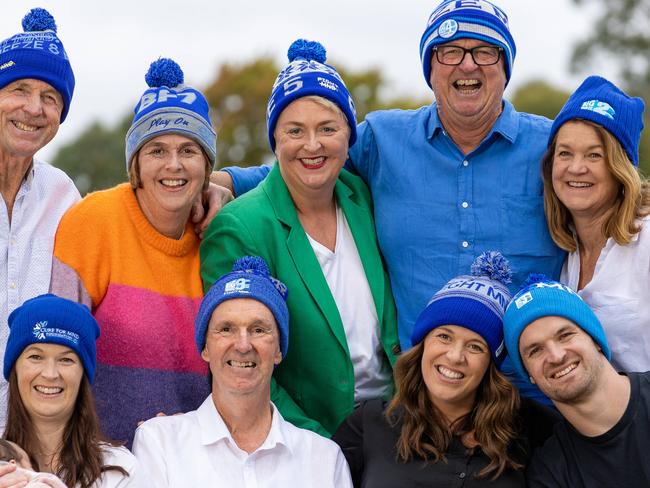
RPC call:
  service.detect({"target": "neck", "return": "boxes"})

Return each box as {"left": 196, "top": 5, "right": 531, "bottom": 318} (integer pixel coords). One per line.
{"left": 573, "top": 210, "right": 612, "bottom": 255}
{"left": 0, "top": 154, "right": 33, "bottom": 223}
{"left": 134, "top": 188, "right": 189, "bottom": 239}
{"left": 33, "top": 419, "right": 67, "bottom": 473}
{"left": 437, "top": 103, "right": 502, "bottom": 155}
{"left": 212, "top": 390, "right": 273, "bottom": 454}
{"left": 285, "top": 182, "right": 336, "bottom": 217}
{"left": 555, "top": 365, "right": 630, "bottom": 437}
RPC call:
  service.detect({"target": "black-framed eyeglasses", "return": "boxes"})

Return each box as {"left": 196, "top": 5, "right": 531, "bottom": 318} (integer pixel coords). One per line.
{"left": 433, "top": 45, "right": 503, "bottom": 66}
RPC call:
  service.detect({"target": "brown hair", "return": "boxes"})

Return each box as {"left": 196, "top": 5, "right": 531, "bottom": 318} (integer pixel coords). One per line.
{"left": 4, "top": 371, "right": 127, "bottom": 488}
{"left": 543, "top": 120, "right": 650, "bottom": 252}
{"left": 386, "top": 342, "right": 522, "bottom": 480}
{"left": 0, "top": 439, "right": 19, "bottom": 463}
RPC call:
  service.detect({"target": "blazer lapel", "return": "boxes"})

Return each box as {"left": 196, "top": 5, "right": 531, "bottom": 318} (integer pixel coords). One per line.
{"left": 262, "top": 165, "right": 350, "bottom": 353}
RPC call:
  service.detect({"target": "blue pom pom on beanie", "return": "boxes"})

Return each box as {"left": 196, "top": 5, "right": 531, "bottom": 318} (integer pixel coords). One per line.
{"left": 0, "top": 8, "right": 75, "bottom": 122}
{"left": 411, "top": 250, "right": 512, "bottom": 365}
{"left": 502, "top": 275, "right": 611, "bottom": 384}
{"left": 125, "top": 58, "right": 217, "bottom": 171}
{"left": 548, "top": 75, "right": 645, "bottom": 166}
{"left": 267, "top": 39, "right": 357, "bottom": 152}
{"left": 5, "top": 294, "right": 100, "bottom": 382}
{"left": 195, "top": 256, "right": 290, "bottom": 359}
{"left": 420, "top": 0, "right": 516, "bottom": 88}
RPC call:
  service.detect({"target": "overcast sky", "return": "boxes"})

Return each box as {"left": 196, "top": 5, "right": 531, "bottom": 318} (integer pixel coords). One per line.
{"left": 3, "top": 0, "right": 610, "bottom": 162}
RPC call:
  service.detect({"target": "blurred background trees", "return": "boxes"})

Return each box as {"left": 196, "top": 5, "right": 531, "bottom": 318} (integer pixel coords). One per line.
{"left": 53, "top": 0, "right": 650, "bottom": 194}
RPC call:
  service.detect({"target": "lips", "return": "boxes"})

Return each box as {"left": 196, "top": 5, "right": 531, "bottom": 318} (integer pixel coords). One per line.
{"left": 567, "top": 181, "right": 593, "bottom": 188}
{"left": 436, "top": 365, "right": 465, "bottom": 380}
{"left": 160, "top": 178, "right": 188, "bottom": 188}
{"left": 299, "top": 156, "right": 326, "bottom": 170}
{"left": 12, "top": 120, "right": 39, "bottom": 132}
{"left": 227, "top": 360, "right": 256, "bottom": 368}
{"left": 550, "top": 362, "right": 578, "bottom": 379}
{"left": 34, "top": 385, "right": 63, "bottom": 395}
{"left": 453, "top": 79, "right": 481, "bottom": 93}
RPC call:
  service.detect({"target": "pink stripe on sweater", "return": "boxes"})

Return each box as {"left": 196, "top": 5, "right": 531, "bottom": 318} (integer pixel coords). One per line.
{"left": 94, "top": 284, "right": 207, "bottom": 374}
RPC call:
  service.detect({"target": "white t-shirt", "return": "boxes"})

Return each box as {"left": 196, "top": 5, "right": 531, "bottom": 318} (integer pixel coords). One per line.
{"left": 561, "top": 215, "right": 650, "bottom": 372}
{"left": 307, "top": 205, "right": 392, "bottom": 403}
{"left": 132, "top": 397, "right": 352, "bottom": 488}
{"left": 92, "top": 445, "right": 146, "bottom": 488}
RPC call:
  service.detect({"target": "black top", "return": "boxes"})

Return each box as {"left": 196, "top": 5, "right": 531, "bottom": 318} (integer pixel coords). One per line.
{"left": 332, "top": 398, "right": 559, "bottom": 488}
{"left": 527, "top": 371, "right": 650, "bottom": 488}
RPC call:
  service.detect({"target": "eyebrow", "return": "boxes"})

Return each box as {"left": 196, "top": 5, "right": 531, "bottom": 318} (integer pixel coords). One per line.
{"left": 556, "top": 142, "right": 603, "bottom": 151}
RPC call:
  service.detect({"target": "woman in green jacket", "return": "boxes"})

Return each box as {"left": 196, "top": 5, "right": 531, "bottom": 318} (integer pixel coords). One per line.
{"left": 200, "top": 40, "right": 400, "bottom": 437}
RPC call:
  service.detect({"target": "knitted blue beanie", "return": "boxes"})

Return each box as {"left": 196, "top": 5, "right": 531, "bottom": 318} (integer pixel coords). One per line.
{"left": 503, "top": 274, "right": 611, "bottom": 383}
{"left": 411, "top": 251, "right": 512, "bottom": 365}
{"left": 548, "top": 75, "right": 645, "bottom": 166}
{"left": 267, "top": 39, "right": 357, "bottom": 152}
{"left": 125, "top": 58, "right": 217, "bottom": 171}
{"left": 420, "top": 0, "right": 516, "bottom": 88}
{"left": 5, "top": 294, "right": 100, "bottom": 382}
{"left": 0, "top": 8, "right": 75, "bottom": 122}
{"left": 195, "top": 257, "right": 289, "bottom": 358}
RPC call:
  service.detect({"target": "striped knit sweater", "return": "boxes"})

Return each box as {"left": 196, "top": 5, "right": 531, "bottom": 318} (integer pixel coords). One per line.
{"left": 51, "top": 183, "right": 209, "bottom": 445}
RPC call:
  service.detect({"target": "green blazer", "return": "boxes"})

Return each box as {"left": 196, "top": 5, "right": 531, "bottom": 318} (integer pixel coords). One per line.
{"left": 200, "top": 164, "right": 400, "bottom": 436}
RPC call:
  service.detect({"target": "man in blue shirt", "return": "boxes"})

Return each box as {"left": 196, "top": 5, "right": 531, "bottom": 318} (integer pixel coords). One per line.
{"left": 214, "top": 0, "right": 565, "bottom": 351}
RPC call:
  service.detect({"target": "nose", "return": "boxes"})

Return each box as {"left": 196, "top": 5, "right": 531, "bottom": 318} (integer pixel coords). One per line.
{"left": 567, "top": 155, "right": 588, "bottom": 175}
{"left": 165, "top": 151, "right": 183, "bottom": 170}
{"left": 23, "top": 92, "right": 44, "bottom": 117}
{"left": 234, "top": 329, "right": 253, "bottom": 353}
{"left": 303, "top": 131, "right": 322, "bottom": 152}
{"left": 445, "top": 341, "right": 466, "bottom": 364}
{"left": 458, "top": 50, "right": 479, "bottom": 71}
{"left": 40, "top": 359, "right": 60, "bottom": 380}
{"left": 546, "top": 341, "right": 567, "bottom": 364}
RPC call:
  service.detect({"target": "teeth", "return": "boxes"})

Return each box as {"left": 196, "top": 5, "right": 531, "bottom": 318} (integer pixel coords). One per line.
{"left": 301, "top": 157, "right": 325, "bottom": 166}
{"left": 228, "top": 360, "right": 255, "bottom": 368}
{"left": 568, "top": 181, "right": 592, "bottom": 188}
{"left": 456, "top": 79, "right": 479, "bottom": 86}
{"left": 160, "top": 179, "right": 187, "bottom": 187}
{"left": 35, "top": 386, "right": 63, "bottom": 394}
{"left": 552, "top": 363, "right": 577, "bottom": 379}
{"left": 13, "top": 121, "right": 38, "bottom": 132}
{"left": 437, "top": 365, "right": 464, "bottom": 379}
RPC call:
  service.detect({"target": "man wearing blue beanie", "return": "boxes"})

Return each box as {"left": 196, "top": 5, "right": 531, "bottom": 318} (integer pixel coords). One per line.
{"left": 211, "top": 0, "right": 565, "bottom": 359}
{"left": 133, "top": 257, "right": 352, "bottom": 487}
{"left": 0, "top": 8, "right": 80, "bottom": 432}
{"left": 503, "top": 276, "right": 650, "bottom": 487}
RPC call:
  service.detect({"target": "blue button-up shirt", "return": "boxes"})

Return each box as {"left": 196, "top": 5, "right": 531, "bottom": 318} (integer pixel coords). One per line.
{"left": 226, "top": 101, "right": 565, "bottom": 349}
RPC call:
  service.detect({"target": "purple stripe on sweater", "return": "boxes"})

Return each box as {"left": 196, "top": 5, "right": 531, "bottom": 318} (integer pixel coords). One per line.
{"left": 94, "top": 363, "right": 211, "bottom": 447}
{"left": 94, "top": 283, "right": 206, "bottom": 374}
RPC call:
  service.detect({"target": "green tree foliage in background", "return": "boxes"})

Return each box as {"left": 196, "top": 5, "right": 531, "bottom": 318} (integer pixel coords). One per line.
{"left": 510, "top": 80, "right": 570, "bottom": 121}
{"left": 54, "top": 57, "right": 429, "bottom": 194}
{"left": 570, "top": 0, "right": 650, "bottom": 173}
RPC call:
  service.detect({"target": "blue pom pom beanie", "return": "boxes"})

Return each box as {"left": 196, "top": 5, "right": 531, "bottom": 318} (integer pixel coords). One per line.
{"left": 420, "top": 0, "right": 516, "bottom": 88}
{"left": 267, "top": 39, "right": 357, "bottom": 152}
{"left": 502, "top": 275, "right": 611, "bottom": 383}
{"left": 411, "top": 251, "right": 512, "bottom": 365}
{"left": 125, "top": 58, "right": 217, "bottom": 171}
{"left": 195, "top": 257, "right": 289, "bottom": 359}
{"left": 5, "top": 294, "right": 100, "bottom": 382}
{"left": 0, "top": 8, "right": 75, "bottom": 122}
{"left": 548, "top": 75, "right": 645, "bottom": 166}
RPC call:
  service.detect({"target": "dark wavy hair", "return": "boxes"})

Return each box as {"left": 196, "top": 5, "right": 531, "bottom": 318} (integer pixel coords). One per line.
{"left": 386, "top": 341, "right": 522, "bottom": 480}
{"left": 4, "top": 370, "right": 127, "bottom": 488}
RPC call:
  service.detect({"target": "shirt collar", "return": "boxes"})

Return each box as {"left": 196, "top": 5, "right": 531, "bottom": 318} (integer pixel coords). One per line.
{"left": 427, "top": 99, "right": 519, "bottom": 145}
{"left": 197, "top": 397, "right": 291, "bottom": 454}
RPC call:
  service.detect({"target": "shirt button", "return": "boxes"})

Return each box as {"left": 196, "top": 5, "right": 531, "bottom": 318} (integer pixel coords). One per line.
{"left": 459, "top": 472, "right": 466, "bottom": 479}
{"left": 461, "top": 201, "right": 469, "bottom": 209}
{"left": 10, "top": 239, "right": 16, "bottom": 245}
{"left": 9, "top": 282, "right": 16, "bottom": 289}
{"left": 462, "top": 241, "right": 469, "bottom": 248}
{"left": 462, "top": 160, "right": 469, "bottom": 167}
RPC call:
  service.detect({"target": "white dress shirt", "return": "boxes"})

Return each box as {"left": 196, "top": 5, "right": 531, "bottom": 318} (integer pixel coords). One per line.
{"left": 132, "top": 396, "right": 352, "bottom": 488}
{"left": 307, "top": 205, "right": 392, "bottom": 403}
{"left": 92, "top": 445, "right": 147, "bottom": 488}
{"left": 0, "top": 159, "right": 80, "bottom": 429}
{"left": 561, "top": 215, "right": 650, "bottom": 372}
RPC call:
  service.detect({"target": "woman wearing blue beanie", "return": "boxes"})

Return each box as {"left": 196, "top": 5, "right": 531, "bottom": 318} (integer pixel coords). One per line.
{"left": 0, "top": 294, "right": 146, "bottom": 488}
{"left": 542, "top": 76, "right": 650, "bottom": 374}
{"left": 200, "top": 39, "right": 399, "bottom": 437}
{"left": 333, "top": 252, "right": 558, "bottom": 487}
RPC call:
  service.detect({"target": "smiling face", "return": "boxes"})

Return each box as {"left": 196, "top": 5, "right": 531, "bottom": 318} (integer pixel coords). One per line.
{"left": 201, "top": 298, "right": 282, "bottom": 399}
{"left": 430, "top": 38, "right": 506, "bottom": 127}
{"left": 134, "top": 133, "right": 208, "bottom": 236}
{"left": 552, "top": 121, "right": 620, "bottom": 221}
{"left": 0, "top": 79, "right": 63, "bottom": 160}
{"left": 519, "top": 316, "right": 605, "bottom": 404}
{"left": 274, "top": 97, "right": 349, "bottom": 199}
{"left": 15, "top": 343, "right": 84, "bottom": 426}
{"left": 420, "top": 325, "right": 491, "bottom": 420}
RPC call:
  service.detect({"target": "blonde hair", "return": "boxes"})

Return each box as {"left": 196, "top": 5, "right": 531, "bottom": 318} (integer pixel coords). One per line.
{"left": 543, "top": 120, "right": 650, "bottom": 252}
